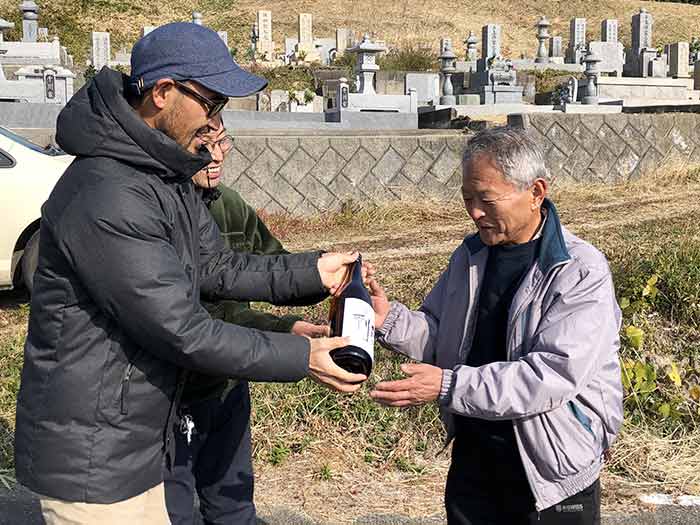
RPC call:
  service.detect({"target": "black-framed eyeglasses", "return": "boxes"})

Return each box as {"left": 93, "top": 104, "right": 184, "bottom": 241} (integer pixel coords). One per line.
{"left": 173, "top": 80, "right": 228, "bottom": 118}
{"left": 203, "top": 135, "right": 234, "bottom": 155}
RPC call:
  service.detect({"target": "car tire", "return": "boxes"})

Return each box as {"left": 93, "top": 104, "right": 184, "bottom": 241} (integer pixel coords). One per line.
{"left": 21, "top": 230, "right": 40, "bottom": 294}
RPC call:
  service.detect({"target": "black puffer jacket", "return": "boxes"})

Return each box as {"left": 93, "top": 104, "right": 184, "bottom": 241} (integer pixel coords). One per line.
{"left": 14, "top": 68, "right": 323, "bottom": 503}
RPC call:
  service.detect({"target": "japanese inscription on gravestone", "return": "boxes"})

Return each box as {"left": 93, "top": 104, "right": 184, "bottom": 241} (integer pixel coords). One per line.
{"left": 298, "top": 13, "right": 313, "bottom": 52}
{"left": 601, "top": 19, "right": 618, "bottom": 43}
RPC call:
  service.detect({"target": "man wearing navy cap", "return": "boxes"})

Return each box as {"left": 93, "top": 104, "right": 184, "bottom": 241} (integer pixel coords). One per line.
{"left": 15, "top": 22, "right": 366, "bottom": 524}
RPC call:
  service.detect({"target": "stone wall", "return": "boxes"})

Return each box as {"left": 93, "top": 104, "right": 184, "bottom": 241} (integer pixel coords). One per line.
{"left": 11, "top": 111, "right": 700, "bottom": 215}
{"left": 511, "top": 112, "right": 700, "bottom": 183}
{"left": 220, "top": 131, "right": 466, "bottom": 214}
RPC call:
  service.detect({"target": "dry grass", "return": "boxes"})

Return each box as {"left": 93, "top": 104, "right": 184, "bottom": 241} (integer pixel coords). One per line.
{"left": 0, "top": 0, "right": 699, "bottom": 66}
{"left": 1, "top": 169, "right": 700, "bottom": 520}
{"left": 607, "top": 424, "right": 700, "bottom": 495}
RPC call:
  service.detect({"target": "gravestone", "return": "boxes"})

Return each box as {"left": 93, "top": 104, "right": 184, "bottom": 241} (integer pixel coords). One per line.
{"left": 440, "top": 37, "right": 452, "bottom": 53}
{"left": 478, "top": 24, "right": 501, "bottom": 71}
{"left": 465, "top": 31, "right": 478, "bottom": 62}
{"left": 669, "top": 42, "right": 690, "bottom": 78}
{"left": 649, "top": 56, "right": 666, "bottom": 78}
{"left": 601, "top": 19, "right": 618, "bottom": 43}
{"left": 91, "top": 31, "right": 110, "bottom": 70}
{"left": 192, "top": 12, "right": 203, "bottom": 26}
{"left": 20, "top": 0, "right": 38, "bottom": 43}
{"left": 549, "top": 36, "right": 564, "bottom": 64}
{"left": 588, "top": 41, "right": 624, "bottom": 77}
{"left": 141, "top": 26, "right": 156, "bottom": 37}
{"left": 625, "top": 8, "right": 655, "bottom": 77}
{"left": 632, "top": 8, "right": 653, "bottom": 54}
{"left": 336, "top": 28, "right": 351, "bottom": 55}
{"left": 37, "top": 27, "right": 47, "bottom": 40}
{"left": 480, "top": 57, "right": 523, "bottom": 104}
{"left": 404, "top": 73, "right": 440, "bottom": 105}
{"left": 567, "top": 18, "right": 586, "bottom": 64}
{"left": 217, "top": 31, "right": 228, "bottom": 48}
{"left": 298, "top": 13, "right": 313, "bottom": 53}
{"left": 257, "top": 10, "right": 273, "bottom": 60}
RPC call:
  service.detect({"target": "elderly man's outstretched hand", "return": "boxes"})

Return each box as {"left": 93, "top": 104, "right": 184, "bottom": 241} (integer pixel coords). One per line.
{"left": 370, "top": 363, "right": 443, "bottom": 407}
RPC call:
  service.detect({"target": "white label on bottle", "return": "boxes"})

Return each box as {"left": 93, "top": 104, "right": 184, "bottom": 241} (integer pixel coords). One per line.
{"left": 341, "top": 298, "right": 375, "bottom": 361}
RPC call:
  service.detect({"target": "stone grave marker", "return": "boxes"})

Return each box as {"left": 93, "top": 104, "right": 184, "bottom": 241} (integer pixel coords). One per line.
{"left": 588, "top": 41, "right": 624, "bottom": 77}
{"left": 601, "top": 19, "right": 618, "bottom": 42}
{"left": 91, "top": 31, "right": 111, "bottom": 70}
{"left": 549, "top": 36, "right": 564, "bottom": 63}
{"left": 298, "top": 13, "right": 313, "bottom": 53}
{"left": 567, "top": 18, "right": 586, "bottom": 64}
{"left": 632, "top": 8, "right": 653, "bottom": 54}
{"left": 479, "top": 24, "right": 501, "bottom": 71}
{"left": 669, "top": 42, "right": 690, "bottom": 78}
{"left": 257, "top": 10, "right": 273, "bottom": 59}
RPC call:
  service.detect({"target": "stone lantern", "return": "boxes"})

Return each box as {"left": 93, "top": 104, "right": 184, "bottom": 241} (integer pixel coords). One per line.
{"left": 19, "top": 0, "right": 38, "bottom": 43}
{"left": 535, "top": 16, "right": 551, "bottom": 64}
{"left": 347, "top": 34, "right": 387, "bottom": 95}
{"left": 464, "top": 31, "right": 478, "bottom": 62}
{"left": 582, "top": 49, "right": 601, "bottom": 104}
{"left": 439, "top": 39, "right": 457, "bottom": 105}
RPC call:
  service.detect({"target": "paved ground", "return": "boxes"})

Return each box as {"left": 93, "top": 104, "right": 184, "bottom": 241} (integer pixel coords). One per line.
{"left": 2, "top": 485, "right": 700, "bottom": 525}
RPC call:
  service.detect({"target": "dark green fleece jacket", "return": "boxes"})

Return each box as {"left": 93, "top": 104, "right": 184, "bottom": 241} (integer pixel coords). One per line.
{"left": 182, "top": 184, "right": 303, "bottom": 403}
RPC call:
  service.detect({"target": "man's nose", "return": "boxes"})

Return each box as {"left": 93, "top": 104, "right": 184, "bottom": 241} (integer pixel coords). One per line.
{"left": 465, "top": 202, "right": 485, "bottom": 221}
{"left": 211, "top": 145, "right": 224, "bottom": 162}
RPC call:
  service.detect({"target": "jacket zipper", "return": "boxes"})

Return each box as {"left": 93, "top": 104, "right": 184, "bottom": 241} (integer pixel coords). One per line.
{"left": 120, "top": 362, "right": 136, "bottom": 415}
{"left": 507, "top": 260, "right": 568, "bottom": 512}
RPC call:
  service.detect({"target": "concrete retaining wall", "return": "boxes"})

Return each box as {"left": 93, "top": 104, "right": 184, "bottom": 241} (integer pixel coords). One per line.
{"left": 220, "top": 131, "right": 466, "bottom": 214}
{"left": 9, "top": 111, "right": 700, "bottom": 215}
{"left": 510, "top": 112, "right": 700, "bottom": 183}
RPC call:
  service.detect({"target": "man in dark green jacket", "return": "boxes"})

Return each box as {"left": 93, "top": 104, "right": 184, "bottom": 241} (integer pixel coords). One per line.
{"left": 164, "top": 119, "right": 329, "bottom": 525}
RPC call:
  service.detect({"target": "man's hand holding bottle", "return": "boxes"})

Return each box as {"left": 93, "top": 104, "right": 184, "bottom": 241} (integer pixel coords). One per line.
{"left": 304, "top": 251, "right": 375, "bottom": 393}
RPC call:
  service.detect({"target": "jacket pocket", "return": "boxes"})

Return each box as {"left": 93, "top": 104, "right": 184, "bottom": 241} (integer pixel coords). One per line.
{"left": 568, "top": 401, "right": 595, "bottom": 439}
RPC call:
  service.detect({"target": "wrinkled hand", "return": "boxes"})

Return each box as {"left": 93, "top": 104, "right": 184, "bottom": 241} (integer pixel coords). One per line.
{"left": 317, "top": 252, "right": 376, "bottom": 296}
{"left": 292, "top": 321, "right": 330, "bottom": 338}
{"left": 308, "top": 336, "right": 367, "bottom": 392}
{"left": 370, "top": 363, "right": 443, "bottom": 407}
{"left": 368, "top": 279, "right": 390, "bottom": 329}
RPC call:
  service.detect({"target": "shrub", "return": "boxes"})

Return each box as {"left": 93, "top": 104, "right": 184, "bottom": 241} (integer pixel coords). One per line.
{"left": 377, "top": 45, "right": 439, "bottom": 72}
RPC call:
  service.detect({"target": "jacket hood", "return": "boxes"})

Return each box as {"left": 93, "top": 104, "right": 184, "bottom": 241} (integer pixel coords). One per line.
{"left": 56, "top": 67, "right": 210, "bottom": 183}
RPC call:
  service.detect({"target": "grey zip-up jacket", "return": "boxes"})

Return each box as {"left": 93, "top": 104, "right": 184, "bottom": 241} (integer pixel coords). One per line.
{"left": 377, "top": 200, "right": 623, "bottom": 511}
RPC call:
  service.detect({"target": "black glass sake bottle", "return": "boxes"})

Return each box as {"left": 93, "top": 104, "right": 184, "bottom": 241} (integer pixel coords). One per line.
{"left": 329, "top": 254, "right": 375, "bottom": 377}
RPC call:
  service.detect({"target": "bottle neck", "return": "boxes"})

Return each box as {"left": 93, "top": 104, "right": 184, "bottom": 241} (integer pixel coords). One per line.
{"left": 351, "top": 255, "right": 363, "bottom": 282}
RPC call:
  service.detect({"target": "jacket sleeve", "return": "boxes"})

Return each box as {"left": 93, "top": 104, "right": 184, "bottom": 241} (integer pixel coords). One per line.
{"left": 58, "top": 182, "right": 310, "bottom": 382}
{"left": 444, "top": 262, "right": 621, "bottom": 420}
{"left": 222, "top": 302, "right": 302, "bottom": 333}
{"left": 376, "top": 266, "right": 451, "bottom": 365}
{"left": 197, "top": 196, "right": 327, "bottom": 304}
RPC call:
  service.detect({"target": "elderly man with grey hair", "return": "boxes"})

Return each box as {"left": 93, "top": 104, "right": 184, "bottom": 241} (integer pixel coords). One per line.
{"left": 368, "top": 126, "right": 623, "bottom": 525}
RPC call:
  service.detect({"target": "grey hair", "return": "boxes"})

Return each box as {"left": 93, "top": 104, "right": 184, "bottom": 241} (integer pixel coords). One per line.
{"left": 462, "top": 126, "right": 549, "bottom": 190}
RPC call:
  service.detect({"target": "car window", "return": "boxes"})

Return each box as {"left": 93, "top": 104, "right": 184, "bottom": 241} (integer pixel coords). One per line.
{"left": 0, "top": 126, "right": 65, "bottom": 156}
{"left": 0, "top": 149, "right": 15, "bottom": 168}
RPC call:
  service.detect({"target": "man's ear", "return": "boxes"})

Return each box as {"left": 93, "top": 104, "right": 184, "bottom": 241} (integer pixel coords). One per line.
{"left": 150, "top": 79, "right": 176, "bottom": 110}
{"left": 531, "top": 178, "right": 548, "bottom": 209}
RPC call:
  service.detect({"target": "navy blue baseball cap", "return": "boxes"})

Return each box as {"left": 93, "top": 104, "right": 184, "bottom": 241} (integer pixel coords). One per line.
{"left": 130, "top": 22, "right": 267, "bottom": 97}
